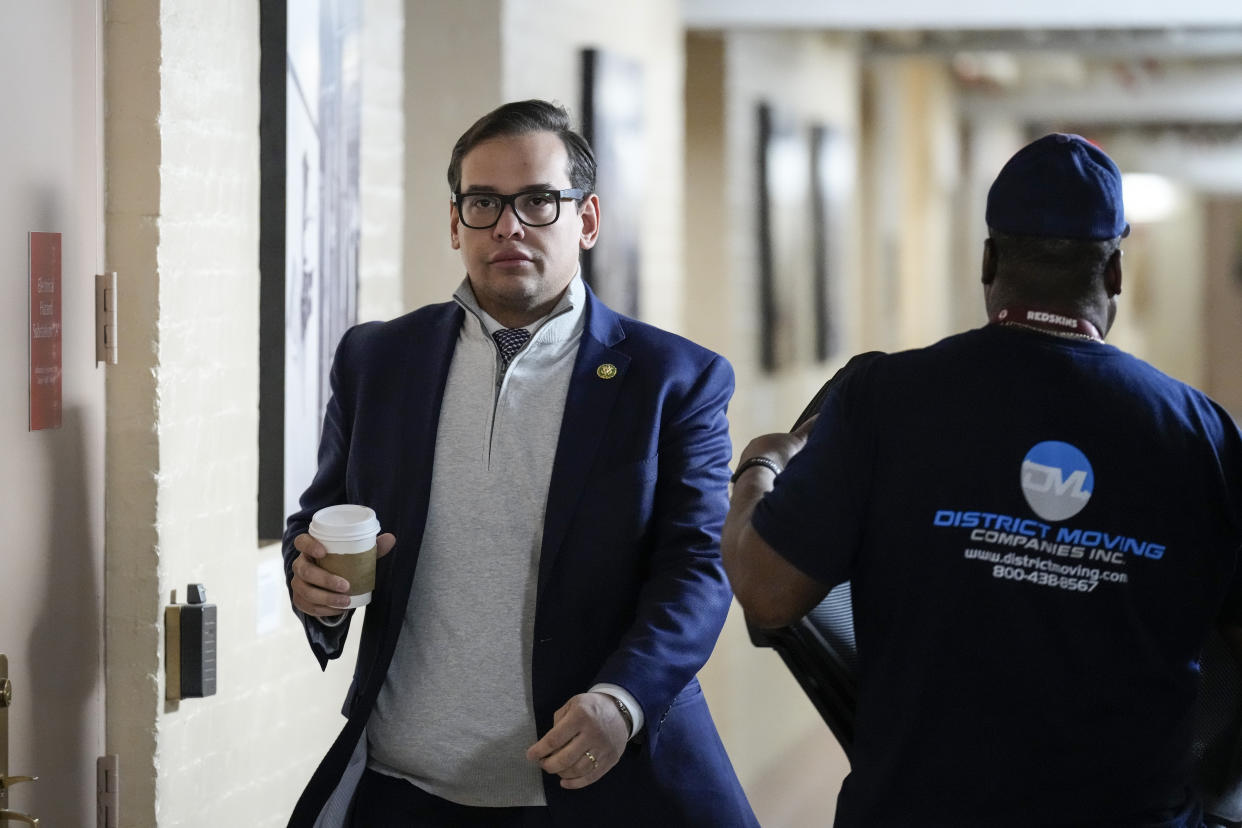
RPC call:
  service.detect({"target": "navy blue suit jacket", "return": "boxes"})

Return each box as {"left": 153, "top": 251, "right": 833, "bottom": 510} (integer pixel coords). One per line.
{"left": 283, "top": 287, "right": 756, "bottom": 826}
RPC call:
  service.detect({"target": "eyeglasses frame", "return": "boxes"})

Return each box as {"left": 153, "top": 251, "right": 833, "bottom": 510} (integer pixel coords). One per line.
{"left": 451, "top": 188, "right": 588, "bottom": 230}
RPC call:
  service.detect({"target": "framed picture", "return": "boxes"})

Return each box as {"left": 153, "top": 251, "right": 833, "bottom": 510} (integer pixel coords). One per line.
{"left": 581, "top": 48, "right": 643, "bottom": 318}
{"left": 258, "top": 0, "right": 362, "bottom": 538}
{"left": 757, "top": 101, "right": 814, "bottom": 372}
{"left": 809, "top": 123, "right": 854, "bottom": 362}
{"left": 1234, "top": 206, "right": 1242, "bottom": 286}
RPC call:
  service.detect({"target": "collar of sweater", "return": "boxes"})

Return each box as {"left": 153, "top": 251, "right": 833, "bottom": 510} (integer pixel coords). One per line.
{"left": 452, "top": 271, "right": 586, "bottom": 348}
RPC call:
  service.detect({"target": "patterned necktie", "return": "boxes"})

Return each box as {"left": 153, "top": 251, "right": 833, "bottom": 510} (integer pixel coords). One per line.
{"left": 491, "top": 327, "right": 531, "bottom": 364}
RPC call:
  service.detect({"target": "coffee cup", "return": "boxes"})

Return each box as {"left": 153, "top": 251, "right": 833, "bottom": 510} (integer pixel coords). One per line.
{"left": 309, "top": 504, "right": 381, "bottom": 608}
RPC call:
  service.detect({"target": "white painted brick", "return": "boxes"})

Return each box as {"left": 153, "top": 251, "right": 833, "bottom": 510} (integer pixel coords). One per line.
{"left": 359, "top": 0, "right": 406, "bottom": 322}
{"left": 104, "top": 2, "right": 392, "bottom": 826}
{"left": 144, "top": 0, "right": 398, "bottom": 821}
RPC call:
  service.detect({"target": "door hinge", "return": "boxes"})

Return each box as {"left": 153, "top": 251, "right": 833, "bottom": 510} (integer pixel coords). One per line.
{"left": 95, "top": 272, "right": 117, "bottom": 365}
{"left": 96, "top": 754, "right": 118, "bottom": 828}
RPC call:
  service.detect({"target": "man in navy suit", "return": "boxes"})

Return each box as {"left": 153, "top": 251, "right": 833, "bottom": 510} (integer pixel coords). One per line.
{"left": 283, "top": 99, "right": 755, "bottom": 827}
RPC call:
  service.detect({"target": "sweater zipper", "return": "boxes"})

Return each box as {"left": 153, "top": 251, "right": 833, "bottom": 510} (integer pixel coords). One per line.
{"left": 488, "top": 347, "right": 515, "bottom": 469}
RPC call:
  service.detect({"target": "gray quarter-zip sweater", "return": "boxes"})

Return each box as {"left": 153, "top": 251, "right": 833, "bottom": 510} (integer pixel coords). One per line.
{"left": 365, "top": 275, "right": 584, "bottom": 806}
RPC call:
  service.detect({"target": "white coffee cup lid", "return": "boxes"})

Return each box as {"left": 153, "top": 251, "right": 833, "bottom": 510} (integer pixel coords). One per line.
{"left": 309, "top": 504, "right": 381, "bottom": 542}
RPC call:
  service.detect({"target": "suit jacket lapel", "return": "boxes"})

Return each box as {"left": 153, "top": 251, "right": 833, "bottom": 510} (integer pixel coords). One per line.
{"left": 388, "top": 304, "right": 462, "bottom": 616}
{"left": 538, "top": 290, "right": 629, "bottom": 598}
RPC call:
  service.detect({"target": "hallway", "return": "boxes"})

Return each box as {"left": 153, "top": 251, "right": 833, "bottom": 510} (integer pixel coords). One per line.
{"left": 3, "top": 2, "right": 1241, "bottom": 825}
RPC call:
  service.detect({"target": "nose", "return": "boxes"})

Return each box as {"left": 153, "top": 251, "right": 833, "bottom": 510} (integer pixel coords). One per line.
{"left": 492, "top": 202, "right": 525, "bottom": 239}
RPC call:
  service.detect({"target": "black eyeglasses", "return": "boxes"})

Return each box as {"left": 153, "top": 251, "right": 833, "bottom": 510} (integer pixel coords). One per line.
{"left": 452, "top": 188, "right": 586, "bottom": 229}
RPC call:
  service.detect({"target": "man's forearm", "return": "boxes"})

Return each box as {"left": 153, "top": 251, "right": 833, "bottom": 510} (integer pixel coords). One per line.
{"left": 721, "top": 459, "right": 779, "bottom": 612}
{"left": 723, "top": 434, "right": 831, "bottom": 628}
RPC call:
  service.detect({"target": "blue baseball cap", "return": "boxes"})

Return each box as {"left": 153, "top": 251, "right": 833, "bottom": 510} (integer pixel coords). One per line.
{"left": 986, "top": 133, "right": 1130, "bottom": 241}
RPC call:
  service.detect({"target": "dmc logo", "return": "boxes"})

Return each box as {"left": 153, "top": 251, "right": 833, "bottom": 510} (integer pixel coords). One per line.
{"left": 1020, "top": 441, "right": 1094, "bottom": 522}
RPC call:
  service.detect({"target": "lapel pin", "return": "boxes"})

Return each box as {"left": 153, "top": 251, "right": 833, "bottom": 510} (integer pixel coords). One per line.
{"left": 596, "top": 363, "right": 618, "bottom": 380}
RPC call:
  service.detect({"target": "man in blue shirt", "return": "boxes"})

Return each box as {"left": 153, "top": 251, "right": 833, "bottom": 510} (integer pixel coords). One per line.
{"left": 723, "top": 133, "right": 1242, "bottom": 827}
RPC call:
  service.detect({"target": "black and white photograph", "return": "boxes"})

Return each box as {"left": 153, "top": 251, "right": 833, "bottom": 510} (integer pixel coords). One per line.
{"left": 259, "top": 0, "right": 362, "bottom": 536}
{"left": 756, "top": 101, "right": 814, "bottom": 371}
{"left": 581, "top": 48, "right": 645, "bottom": 318}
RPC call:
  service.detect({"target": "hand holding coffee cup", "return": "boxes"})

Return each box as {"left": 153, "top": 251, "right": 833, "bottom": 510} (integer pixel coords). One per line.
{"left": 291, "top": 506, "right": 394, "bottom": 617}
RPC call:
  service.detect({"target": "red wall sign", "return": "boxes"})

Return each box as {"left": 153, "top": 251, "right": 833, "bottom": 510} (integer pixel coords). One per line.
{"left": 29, "top": 231, "right": 62, "bottom": 431}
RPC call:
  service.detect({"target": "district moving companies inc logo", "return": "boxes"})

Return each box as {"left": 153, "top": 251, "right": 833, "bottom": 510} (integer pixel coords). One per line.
{"left": 1020, "top": 440, "right": 1094, "bottom": 522}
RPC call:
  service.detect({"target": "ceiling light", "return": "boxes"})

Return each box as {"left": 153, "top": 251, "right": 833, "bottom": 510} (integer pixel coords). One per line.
{"left": 1122, "top": 173, "right": 1181, "bottom": 223}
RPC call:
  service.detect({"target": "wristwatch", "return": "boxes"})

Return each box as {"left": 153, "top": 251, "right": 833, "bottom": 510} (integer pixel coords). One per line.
{"left": 612, "top": 695, "right": 634, "bottom": 738}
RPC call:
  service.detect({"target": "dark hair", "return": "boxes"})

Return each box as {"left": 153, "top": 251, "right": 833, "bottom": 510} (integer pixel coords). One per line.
{"left": 988, "top": 229, "right": 1122, "bottom": 308}
{"left": 446, "top": 99, "right": 596, "bottom": 196}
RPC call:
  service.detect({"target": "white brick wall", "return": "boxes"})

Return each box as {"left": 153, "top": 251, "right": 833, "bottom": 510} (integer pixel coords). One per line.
{"left": 359, "top": 0, "right": 405, "bottom": 322}
{"left": 105, "top": 2, "right": 403, "bottom": 825}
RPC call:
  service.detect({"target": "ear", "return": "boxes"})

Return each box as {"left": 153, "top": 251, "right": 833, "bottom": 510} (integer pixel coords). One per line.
{"left": 450, "top": 202, "right": 461, "bottom": 250}
{"left": 578, "top": 193, "right": 600, "bottom": 251}
{"left": 1104, "top": 248, "right": 1123, "bottom": 296}
{"left": 981, "top": 238, "right": 997, "bottom": 285}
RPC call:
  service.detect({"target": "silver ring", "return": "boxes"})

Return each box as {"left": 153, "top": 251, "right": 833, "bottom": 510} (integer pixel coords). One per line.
{"left": 583, "top": 750, "right": 598, "bottom": 769}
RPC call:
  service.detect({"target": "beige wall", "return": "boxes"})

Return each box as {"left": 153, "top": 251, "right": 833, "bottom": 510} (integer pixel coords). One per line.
{"left": 683, "top": 32, "right": 730, "bottom": 357}
{"left": 97, "top": 4, "right": 1240, "bottom": 826}
{"left": 402, "top": 0, "right": 503, "bottom": 311}
{"left": 104, "top": 0, "right": 163, "bottom": 820}
{"left": 681, "top": 41, "right": 986, "bottom": 818}
{"left": 503, "top": 0, "right": 687, "bottom": 329}
{"left": 861, "top": 57, "right": 961, "bottom": 351}
{"left": 712, "top": 30, "right": 865, "bottom": 435}
{"left": 1107, "top": 197, "right": 1207, "bottom": 386}
{"left": 403, "top": 0, "right": 685, "bottom": 328}
{"left": 955, "top": 119, "right": 1026, "bottom": 330}
{"left": 1204, "top": 198, "right": 1242, "bottom": 418}
{"left": 104, "top": 2, "right": 404, "bottom": 825}
{"left": 684, "top": 27, "right": 865, "bottom": 809}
